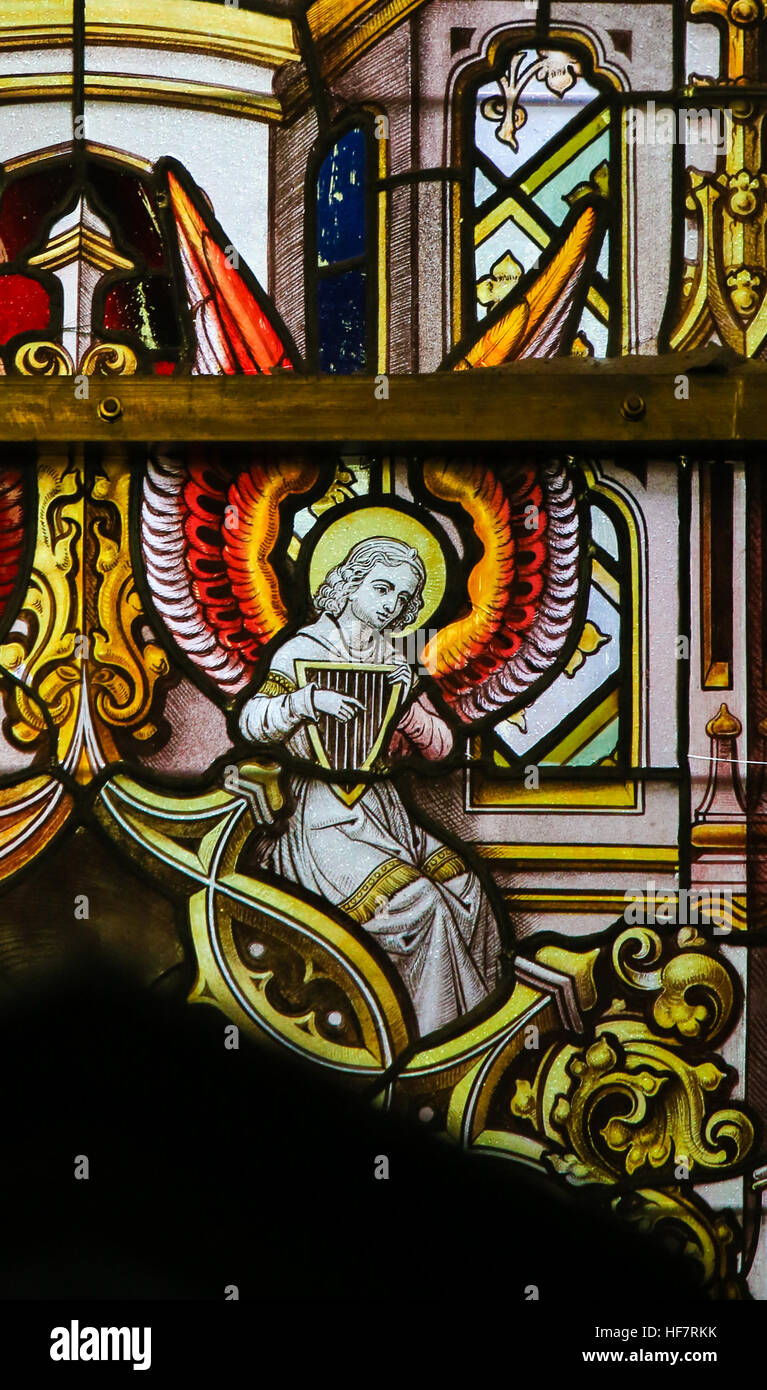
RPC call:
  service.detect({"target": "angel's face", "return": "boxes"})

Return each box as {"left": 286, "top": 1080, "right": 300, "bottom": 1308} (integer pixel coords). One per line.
{"left": 347, "top": 562, "right": 418, "bottom": 633}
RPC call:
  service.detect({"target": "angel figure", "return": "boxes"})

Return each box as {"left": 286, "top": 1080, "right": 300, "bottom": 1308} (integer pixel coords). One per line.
{"left": 142, "top": 457, "right": 581, "bottom": 1041}
{"left": 238, "top": 535, "right": 502, "bottom": 1038}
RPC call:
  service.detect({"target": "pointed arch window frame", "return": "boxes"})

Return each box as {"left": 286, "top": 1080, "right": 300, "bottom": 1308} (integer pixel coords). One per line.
{"left": 448, "top": 26, "right": 627, "bottom": 362}
{"left": 304, "top": 108, "right": 388, "bottom": 378}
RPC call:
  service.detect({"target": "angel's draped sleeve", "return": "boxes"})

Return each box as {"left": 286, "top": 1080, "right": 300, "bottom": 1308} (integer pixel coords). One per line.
{"left": 239, "top": 660, "right": 318, "bottom": 744}
{"left": 390, "top": 693, "right": 454, "bottom": 761}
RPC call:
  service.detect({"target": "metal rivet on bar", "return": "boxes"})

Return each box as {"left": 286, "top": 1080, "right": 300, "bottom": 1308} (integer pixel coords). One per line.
{"left": 621, "top": 393, "right": 646, "bottom": 422}
{"left": 97, "top": 396, "right": 123, "bottom": 422}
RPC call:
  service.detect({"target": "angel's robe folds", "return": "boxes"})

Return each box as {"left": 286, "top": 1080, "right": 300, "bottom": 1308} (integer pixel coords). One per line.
{"left": 239, "top": 613, "right": 501, "bottom": 1036}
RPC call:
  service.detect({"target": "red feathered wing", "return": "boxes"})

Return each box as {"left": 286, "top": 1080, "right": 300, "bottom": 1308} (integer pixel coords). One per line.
{"left": 168, "top": 169, "right": 297, "bottom": 375}
{"left": 422, "top": 460, "right": 581, "bottom": 721}
{"left": 141, "top": 453, "right": 318, "bottom": 696}
{"left": 0, "top": 467, "right": 24, "bottom": 617}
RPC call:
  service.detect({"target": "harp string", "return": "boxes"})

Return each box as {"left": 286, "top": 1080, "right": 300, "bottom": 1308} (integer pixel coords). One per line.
{"left": 342, "top": 669, "right": 349, "bottom": 771}
{"left": 310, "top": 666, "right": 391, "bottom": 771}
{"left": 352, "top": 670, "right": 358, "bottom": 770}
{"left": 332, "top": 669, "right": 340, "bottom": 769}
{"left": 365, "top": 670, "right": 372, "bottom": 760}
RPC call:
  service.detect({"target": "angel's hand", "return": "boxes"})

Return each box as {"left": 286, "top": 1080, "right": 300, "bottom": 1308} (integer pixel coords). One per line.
{"left": 314, "top": 689, "right": 365, "bottom": 723}
{"left": 388, "top": 663, "right": 414, "bottom": 696}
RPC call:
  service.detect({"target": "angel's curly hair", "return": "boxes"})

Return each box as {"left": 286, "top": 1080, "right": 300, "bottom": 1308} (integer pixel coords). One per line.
{"left": 313, "top": 536, "right": 426, "bottom": 630}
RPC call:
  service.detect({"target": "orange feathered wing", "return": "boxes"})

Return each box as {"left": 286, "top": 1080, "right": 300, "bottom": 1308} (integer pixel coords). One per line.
{"left": 167, "top": 168, "right": 297, "bottom": 375}
{"left": 422, "top": 460, "right": 581, "bottom": 722}
{"left": 426, "top": 205, "right": 596, "bottom": 716}
{"left": 141, "top": 453, "right": 318, "bottom": 696}
{"left": 224, "top": 464, "right": 318, "bottom": 649}
{"left": 454, "top": 205, "right": 598, "bottom": 369}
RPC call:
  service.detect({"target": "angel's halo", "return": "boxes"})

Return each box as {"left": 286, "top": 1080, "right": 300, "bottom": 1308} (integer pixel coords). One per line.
{"left": 307, "top": 505, "right": 447, "bottom": 635}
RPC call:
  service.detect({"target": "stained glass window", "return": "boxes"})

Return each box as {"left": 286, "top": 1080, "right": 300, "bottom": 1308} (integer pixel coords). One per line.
{"left": 463, "top": 42, "right": 613, "bottom": 357}
{"left": 311, "top": 122, "right": 376, "bottom": 372}
{"left": 0, "top": 0, "right": 767, "bottom": 1344}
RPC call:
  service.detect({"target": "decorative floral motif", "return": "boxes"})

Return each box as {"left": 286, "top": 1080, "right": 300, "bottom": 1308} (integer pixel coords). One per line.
{"left": 480, "top": 50, "right": 583, "bottom": 154}
{"left": 564, "top": 620, "right": 611, "bottom": 677}
{"left": 476, "top": 251, "right": 524, "bottom": 309}
{"left": 727, "top": 266, "right": 762, "bottom": 316}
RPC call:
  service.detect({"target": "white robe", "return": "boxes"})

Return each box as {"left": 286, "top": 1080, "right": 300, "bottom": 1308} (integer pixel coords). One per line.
{"left": 239, "top": 614, "right": 501, "bottom": 1036}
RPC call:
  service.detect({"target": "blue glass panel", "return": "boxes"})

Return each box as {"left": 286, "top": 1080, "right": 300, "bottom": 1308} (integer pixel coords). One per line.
{"left": 317, "top": 269, "right": 367, "bottom": 373}
{"left": 316, "top": 128, "right": 367, "bottom": 267}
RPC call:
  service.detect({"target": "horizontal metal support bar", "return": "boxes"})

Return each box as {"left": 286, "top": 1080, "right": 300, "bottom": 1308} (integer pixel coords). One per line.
{"left": 0, "top": 356, "right": 762, "bottom": 446}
